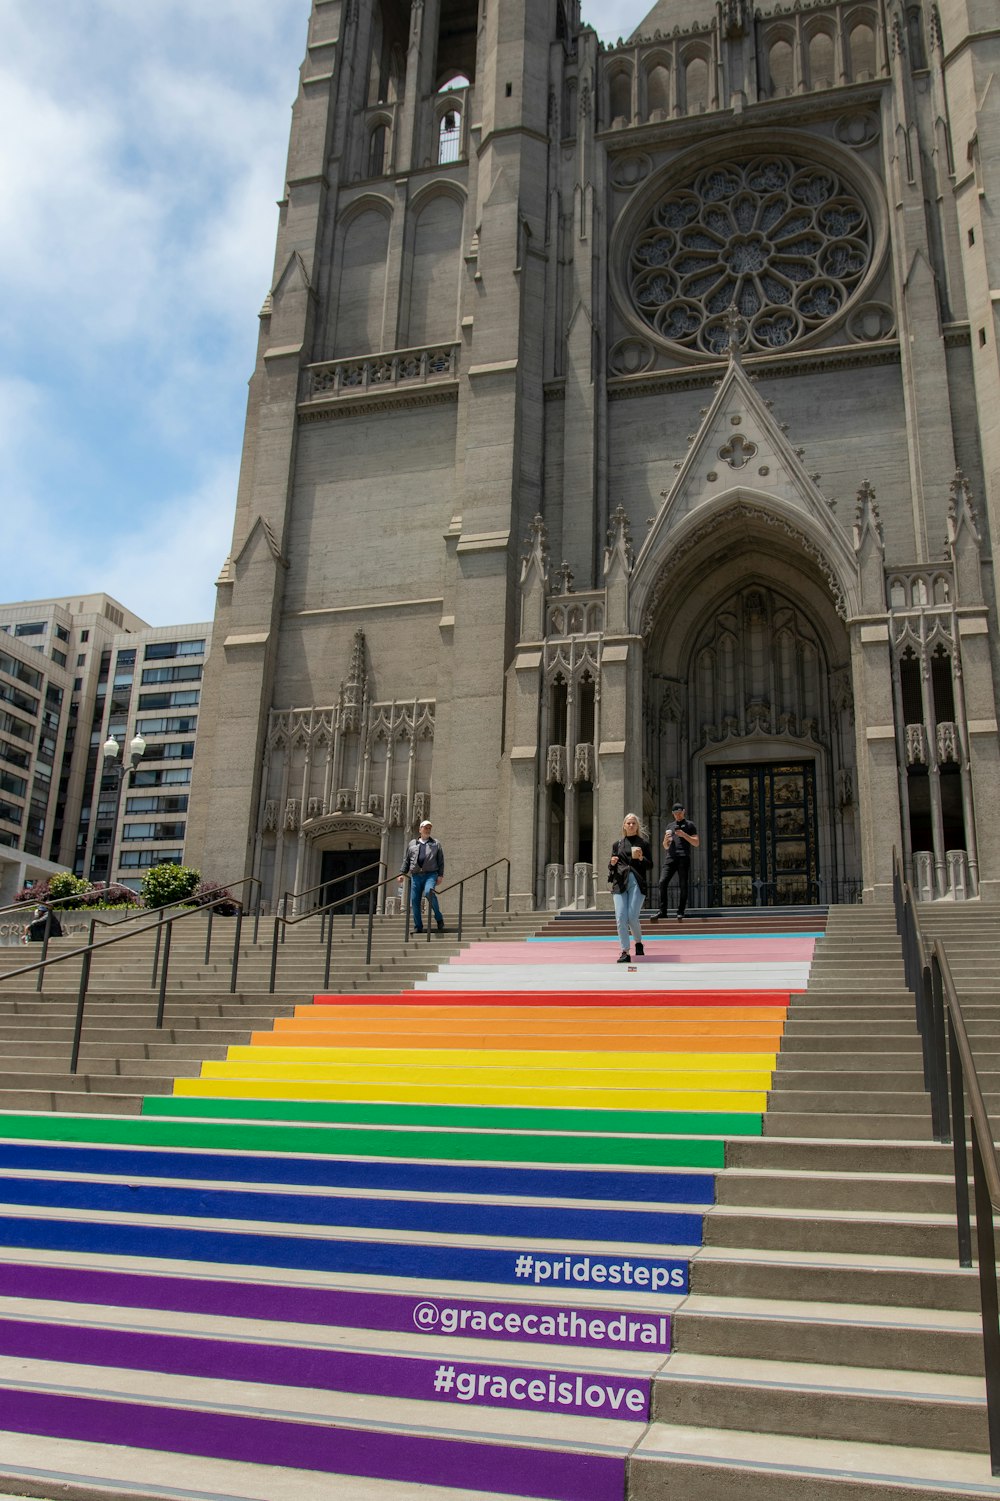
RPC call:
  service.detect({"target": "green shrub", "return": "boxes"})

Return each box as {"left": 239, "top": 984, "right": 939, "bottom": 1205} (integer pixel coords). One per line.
{"left": 140, "top": 864, "right": 201, "bottom": 909}
{"left": 46, "top": 872, "right": 92, "bottom": 906}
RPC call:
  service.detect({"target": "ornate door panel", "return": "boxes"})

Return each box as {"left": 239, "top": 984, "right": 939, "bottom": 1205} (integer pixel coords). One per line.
{"left": 708, "top": 762, "right": 819, "bottom": 906}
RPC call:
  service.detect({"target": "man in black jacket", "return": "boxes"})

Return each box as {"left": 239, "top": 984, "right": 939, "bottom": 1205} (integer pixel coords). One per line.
{"left": 652, "top": 802, "right": 700, "bottom": 922}
{"left": 397, "top": 820, "right": 446, "bottom": 932}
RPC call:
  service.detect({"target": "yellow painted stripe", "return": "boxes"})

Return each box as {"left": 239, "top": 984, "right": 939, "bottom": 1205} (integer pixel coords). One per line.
{"left": 172, "top": 1078, "right": 769, "bottom": 1111}
{"left": 197, "top": 1060, "right": 773, "bottom": 1090}
{"left": 225, "top": 1045, "right": 777, "bottom": 1072}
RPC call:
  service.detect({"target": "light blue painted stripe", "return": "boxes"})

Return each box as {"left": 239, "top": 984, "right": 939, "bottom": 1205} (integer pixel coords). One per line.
{"left": 527, "top": 933, "right": 825, "bottom": 943}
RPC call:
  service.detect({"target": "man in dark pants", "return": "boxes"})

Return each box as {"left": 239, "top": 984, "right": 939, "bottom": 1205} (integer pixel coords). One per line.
{"left": 397, "top": 820, "right": 446, "bottom": 933}
{"left": 652, "top": 802, "right": 700, "bottom": 922}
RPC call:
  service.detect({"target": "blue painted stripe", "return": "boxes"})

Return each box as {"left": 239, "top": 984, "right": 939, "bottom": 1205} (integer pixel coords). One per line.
{"left": 0, "top": 1142, "right": 715, "bottom": 1206}
{"left": 0, "top": 1216, "right": 691, "bottom": 1293}
{"left": 0, "top": 1175, "right": 702, "bottom": 1245}
{"left": 526, "top": 932, "right": 825, "bottom": 943}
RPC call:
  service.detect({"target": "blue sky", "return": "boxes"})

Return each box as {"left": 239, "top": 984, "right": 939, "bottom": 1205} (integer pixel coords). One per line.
{"left": 1, "top": 0, "right": 642, "bottom": 627}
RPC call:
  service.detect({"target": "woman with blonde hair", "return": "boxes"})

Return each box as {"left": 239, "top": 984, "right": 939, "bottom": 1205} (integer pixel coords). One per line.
{"left": 607, "top": 812, "right": 653, "bottom": 963}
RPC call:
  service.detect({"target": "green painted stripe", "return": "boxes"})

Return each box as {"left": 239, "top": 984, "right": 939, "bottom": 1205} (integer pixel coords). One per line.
{"left": 142, "top": 1095, "right": 762, "bottom": 1137}
{"left": 0, "top": 1112, "right": 727, "bottom": 1168}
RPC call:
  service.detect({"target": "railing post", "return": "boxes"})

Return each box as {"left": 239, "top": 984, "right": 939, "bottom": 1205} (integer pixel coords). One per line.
{"left": 69, "top": 944, "right": 94, "bottom": 1076}
{"left": 229, "top": 906, "right": 243, "bottom": 994}
{"left": 252, "top": 891, "right": 260, "bottom": 946}
{"left": 269, "top": 918, "right": 281, "bottom": 995}
{"left": 505, "top": 860, "right": 511, "bottom": 913}
{"left": 150, "top": 909, "right": 164, "bottom": 988}
{"left": 323, "top": 906, "right": 335, "bottom": 991}
{"left": 482, "top": 869, "right": 488, "bottom": 927}
{"left": 457, "top": 882, "right": 464, "bottom": 942}
{"left": 404, "top": 881, "right": 411, "bottom": 941}
{"left": 973, "top": 1132, "right": 1000, "bottom": 1475}
{"left": 281, "top": 892, "right": 288, "bottom": 943}
{"left": 204, "top": 907, "right": 214, "bottom": 965}
{"left": 351, "top": 873, "right": 359, "bottom": 930}
{"left": 366, "top": 899, "right": 375, "bottom": 967}
{"left": 36, "top": 908, "right": 53, "bottom": 994}
{"left": 947, "top": 1012, "right": 972, "bottom": 1268}
{"left": 929, "top": 956, "right": 950, "bottom": 1143}
{"left": 155, "top": 922, "right": 173, "bottom": 1029}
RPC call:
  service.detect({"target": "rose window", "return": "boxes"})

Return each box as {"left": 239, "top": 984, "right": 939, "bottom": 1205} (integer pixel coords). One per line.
{"left": 627, "top": 155, "right": 874, "bottom": 356}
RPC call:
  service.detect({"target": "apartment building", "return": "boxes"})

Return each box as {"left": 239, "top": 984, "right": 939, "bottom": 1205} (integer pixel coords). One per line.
{"left": 0, "top": 595, "right": 210, "bottom": 898}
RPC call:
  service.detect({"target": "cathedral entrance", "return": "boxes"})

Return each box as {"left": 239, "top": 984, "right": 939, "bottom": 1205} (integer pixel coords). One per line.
{"left": 320, "top": 848, "right": 381, "bottom": 914}
{"left": 707, "top": 761, "right": 819, "bottom": 906}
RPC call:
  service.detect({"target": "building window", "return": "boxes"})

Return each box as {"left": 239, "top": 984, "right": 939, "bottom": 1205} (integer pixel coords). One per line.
{"left": 144, "top": 639, "right": 206, "bottom": 660}
{"left": 14, "top": 622, "right": 46, "bottom": 637}
{"left": 55, "top": 625, "right": 70, "bottom": 643}
{"left": 438, "top": 109, "right": 462, "bottom": 164}
{"left": 368, "top": 124, "right": 388, "bottom": 177}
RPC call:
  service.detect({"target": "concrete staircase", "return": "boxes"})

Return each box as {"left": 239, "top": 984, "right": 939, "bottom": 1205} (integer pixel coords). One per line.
{"left": 0, "top": 911, "right": 542, "bottom": 1112}
{"left": 0, "top": 905, "right": 995, "bottom": 1501}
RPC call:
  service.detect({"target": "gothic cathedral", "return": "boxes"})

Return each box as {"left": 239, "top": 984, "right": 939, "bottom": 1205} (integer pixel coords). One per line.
{"left": 185, "top": 0, "right": 1000, "bottom": 912}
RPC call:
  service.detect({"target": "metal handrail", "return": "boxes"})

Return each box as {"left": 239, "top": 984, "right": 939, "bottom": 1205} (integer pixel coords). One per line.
{"left": 25, "top": 877, "right": 263, "bottom": 995}
{"left": 401, "top": 858, "right": 511, "bottom": 944}
{"left": 0, "top": 892, "right": 247, "bottom": 1074}
{"left": 280, "top": 861, "right": 384, "bottom": 919}
{"left": 268, "top": 869, "right": 405, "bottom": 994}
{"left": 892, "top": 849, "right": 1000, "bottom": 1473}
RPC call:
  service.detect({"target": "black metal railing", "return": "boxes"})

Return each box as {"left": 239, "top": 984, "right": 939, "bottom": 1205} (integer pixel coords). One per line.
{"left": 401, "top": 859, "right": 511, "bottom": 944}
{"left": 892, "top": 849, "right": 1000, "bottom": 1473}
{"left": 0, "top": 890, "right": 253, "bottom": 1074}
{"left": 652, "top": 874, "right": 862, "bottom": 912}
{"left": 24, "top": 877, "right": 263, "bottom": 996}
{"left": 269, "top": 869, "right": 414, "bottom": 994}
{"left": 279, "top": 860, "right": 385, "bottom": 943}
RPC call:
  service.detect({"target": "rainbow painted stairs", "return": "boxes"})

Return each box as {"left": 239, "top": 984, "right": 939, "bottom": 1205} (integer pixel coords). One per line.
{"left": 0, "top": 906, "right": 994, "bottom": 1501}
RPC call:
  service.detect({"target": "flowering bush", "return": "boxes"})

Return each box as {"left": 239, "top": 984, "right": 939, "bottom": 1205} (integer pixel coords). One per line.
{"left": 191, "top": 880, "right": 241, "bottom": 917}
{"left": 76, "top": 882, "right": 141, "bottom": 909}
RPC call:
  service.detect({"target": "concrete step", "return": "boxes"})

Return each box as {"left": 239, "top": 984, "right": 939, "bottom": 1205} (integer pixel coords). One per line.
{"left": 650, "top": 1351, "right": 986, "bottom": 1452}
{"left": 629, "top": 1420, "right": 1000, "bottom": 1499}
{"left": 703, "top": 1206, "right": 958, "bottom": 1259}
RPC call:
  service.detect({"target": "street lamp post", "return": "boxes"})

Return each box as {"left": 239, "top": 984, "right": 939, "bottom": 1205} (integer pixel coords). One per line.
{"left": 100, "top": 733, "right": 146, "bottom": 884}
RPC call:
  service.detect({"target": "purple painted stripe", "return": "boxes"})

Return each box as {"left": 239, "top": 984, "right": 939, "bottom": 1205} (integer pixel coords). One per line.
{"left": 0, "top": 1316, "right": 649, "bottom": 1422}
{"left": 0, "top": 1262, "right": 671, "bottom": 1352}
{"left": 0, "top": 1387, "right": 627, "bottom": 1501}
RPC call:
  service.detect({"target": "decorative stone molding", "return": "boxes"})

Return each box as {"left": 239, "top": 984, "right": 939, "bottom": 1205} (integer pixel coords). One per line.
{"left": 936, "top": 722, "right": 960, "bottom": 764}
{"left": 412, "top": 793, "right": 430, "bottom": 827}
{"left": 335, "top": 789, "right": 356, "bottom": 813}
{"left": 263, "top": 800, "right": 278, "bottom": 832}
{"left": 905, "top": 724, "right": 927, "bottom": 765}
{"left": 574, "top": 743, "right": 595, "bottom": 783}
{"left": 546, "top": 745, "right": 568, "bottom": 786}
{"left": 284, "top": 799, "right": 300, "bottom": 830}
{"left": 643, "top": 502, "right": 848, "bottom": 637}
{"left": 389, "top": 793, "right": 405, "bottom": 828}
{"left": 304, "top": 345, "right": 460, "bottom": 402}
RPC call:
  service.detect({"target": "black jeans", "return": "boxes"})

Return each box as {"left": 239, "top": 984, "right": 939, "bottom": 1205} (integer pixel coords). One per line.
{"left": 658, "top": 858, "right": 690, "bottom": 916}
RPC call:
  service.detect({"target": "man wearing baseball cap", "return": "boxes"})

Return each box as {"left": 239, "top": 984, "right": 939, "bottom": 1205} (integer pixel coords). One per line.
{"left": 398, "top": 819, "right": 446, "bottom": 933}
{"left": 651, "top": 801, "right": 700, "bottom": 922}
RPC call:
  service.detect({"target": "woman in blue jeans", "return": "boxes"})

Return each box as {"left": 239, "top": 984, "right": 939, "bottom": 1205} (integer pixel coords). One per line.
{"left": 608, "top": 813, "right": 653, "bottom": 963}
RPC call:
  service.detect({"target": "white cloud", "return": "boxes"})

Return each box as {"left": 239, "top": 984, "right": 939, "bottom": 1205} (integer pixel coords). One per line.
{"left": 88, "top": 462, "right": 239, "bottom": 628}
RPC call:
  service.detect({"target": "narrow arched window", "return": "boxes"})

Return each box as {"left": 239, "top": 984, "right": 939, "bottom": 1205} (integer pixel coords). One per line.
{"left": 367, "top": 125, "right": 388, "bottom": 178}
{"left": 438, "top": 108, "right": 462, "bottom": 164}
{"left": 685, "top": 55, "right": 709, "bottom": 112}
{"left": 646, "top": 63, "right": 670, "bottom": 118}
{"left": 808, "top": 31, "right": 835, "bottom": 88}
{"left": 849, "top": 23, "right": 877, "bottom": 79}
{"left": 769, "top": 38, "right": 794, "bottom": 95}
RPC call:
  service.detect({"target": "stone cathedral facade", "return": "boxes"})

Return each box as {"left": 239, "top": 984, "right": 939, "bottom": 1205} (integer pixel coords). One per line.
{"left": 185, "top": 0, "right": 1000, "bottom": 912}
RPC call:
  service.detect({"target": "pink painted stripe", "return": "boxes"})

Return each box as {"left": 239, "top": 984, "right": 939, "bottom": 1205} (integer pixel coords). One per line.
{"left": 445, "top": 939, "right": 816, "bottom": 965}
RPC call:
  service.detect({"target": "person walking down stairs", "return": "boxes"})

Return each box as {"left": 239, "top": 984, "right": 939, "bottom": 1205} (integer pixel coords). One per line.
{"left": 608, "top": 812, "right": 653, "bottom": 963}
{"left": 397, "top": 820, "right": 446, "bottom": 933}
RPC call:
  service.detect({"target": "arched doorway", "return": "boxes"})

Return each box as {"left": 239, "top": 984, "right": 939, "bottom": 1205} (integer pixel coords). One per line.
{"left": 642, "top": 533, "right": 859, "bottom": 907}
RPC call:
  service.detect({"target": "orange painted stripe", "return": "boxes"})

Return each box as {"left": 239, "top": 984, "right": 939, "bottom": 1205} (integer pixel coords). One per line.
{"left": 249, "top": 1028, "right": 785, "bottom": 1052}
{"left": 291, "top": 1004, "right": 789, "bottom": 1024}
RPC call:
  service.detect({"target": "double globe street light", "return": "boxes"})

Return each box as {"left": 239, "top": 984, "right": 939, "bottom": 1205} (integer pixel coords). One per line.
{"left": 99, "top": 732, "right": 147, "bottom": 884}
